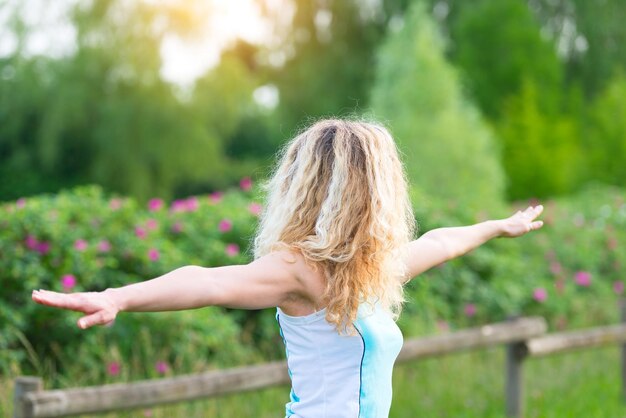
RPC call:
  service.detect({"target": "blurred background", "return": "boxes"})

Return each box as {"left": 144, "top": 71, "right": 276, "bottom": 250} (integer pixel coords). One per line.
{"left": 2, "top": 0, "right": 626, "bottom": 416}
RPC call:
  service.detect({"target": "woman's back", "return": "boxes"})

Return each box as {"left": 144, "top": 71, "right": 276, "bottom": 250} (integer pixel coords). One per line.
{"left": 276, "top": 250, "right": 403, "bottom": 418}
{"left": 277, "top": 303, "right": 403, "bottom": 418}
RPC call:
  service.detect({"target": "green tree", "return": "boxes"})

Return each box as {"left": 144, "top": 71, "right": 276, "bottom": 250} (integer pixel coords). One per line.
{"left": 584, "top": 73, "right": 626, "bottom": 187}
{"left": 530, "top": 0, "right": 626, "bottom": 99}
{"left": 369, "top": 1, "right": 505, "bottom": 214}
{"left": 450, "top": 0, "right": 563, "bottom": 119}
{"left": 496, "top": 79, "right": 582, "bottom": 200}
{"left": 0, "top": 0, "right": 258, "bottom": 201}
{"left": 266, "top": 0, "right": 393, "bottom": 137}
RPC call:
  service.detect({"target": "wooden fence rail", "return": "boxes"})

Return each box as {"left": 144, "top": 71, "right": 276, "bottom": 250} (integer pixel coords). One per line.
{"left": 12, "top": 308, "right": 626, "bottom": 418}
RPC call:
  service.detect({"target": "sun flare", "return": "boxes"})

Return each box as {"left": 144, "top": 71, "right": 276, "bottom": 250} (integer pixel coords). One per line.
{"left": 160, "top": 0, "right": 290, "bottom": 85}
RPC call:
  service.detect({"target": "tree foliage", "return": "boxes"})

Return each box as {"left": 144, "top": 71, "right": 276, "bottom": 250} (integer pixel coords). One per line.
{"left": 450, "top": 0, "right": 563, "bottom": 119}
{"left": 529, "top": 0, "right": 626, "bottom": 98}
{"left": 370, "top": 1, "right": 505, "bottom": 213}
{"left": 496, "top": 79, "right": 582, "bottom": 200}
{"left": 2, "top": 0, "right": 626, "bottom": 204}
{"left": 0, "top": 0, "right": 258, "bottom": 201}
{"left": 266, "top": 0, "right": 390, "bottom": 136}
{"left": 585, "top": 73, "right": 626, "bottom": 187}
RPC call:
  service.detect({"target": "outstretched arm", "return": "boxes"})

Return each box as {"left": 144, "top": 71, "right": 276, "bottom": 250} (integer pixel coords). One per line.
{"left": 402, "top": 204, "right": 544, "bottom": 281}
{"left": 32, "top": 251, "right": 304, "bottom": 329}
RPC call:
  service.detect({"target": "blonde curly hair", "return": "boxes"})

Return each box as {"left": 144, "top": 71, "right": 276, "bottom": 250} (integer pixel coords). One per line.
{"left": 253, "top": 118, "right": 416, "bottom": 331}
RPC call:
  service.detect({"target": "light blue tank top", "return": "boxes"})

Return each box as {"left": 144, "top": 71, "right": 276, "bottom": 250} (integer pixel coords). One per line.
{"left": 276, "top": 303, "right": 403, "bottom": 418}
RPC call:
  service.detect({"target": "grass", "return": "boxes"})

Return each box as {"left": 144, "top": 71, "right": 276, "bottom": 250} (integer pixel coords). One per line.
{"left": 391, "top": 346, "right": 624, "bottom": 418}
{"left": 3, "top": 345, "right": 625, "bottom": 417}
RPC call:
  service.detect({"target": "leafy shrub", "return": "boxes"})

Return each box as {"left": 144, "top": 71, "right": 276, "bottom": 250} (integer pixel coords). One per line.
{"left": 2, "top": 182, "right": 625, "bottom": 381}
{"left": 0, "top": 184, "right": 269, "bottom": 376}
{"left": 402, "top": 183, "right": 626, "bottom": 334}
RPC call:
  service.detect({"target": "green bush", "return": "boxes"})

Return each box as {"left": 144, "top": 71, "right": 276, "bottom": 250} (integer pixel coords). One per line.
{"left": 0, "top": 184, "right": 271, "bottom": 377}
{"left": 402, "top": 183, "right": 626, "bottom": 335}
{"left": 2, "top": 182, "right": 625, "bottom": 383}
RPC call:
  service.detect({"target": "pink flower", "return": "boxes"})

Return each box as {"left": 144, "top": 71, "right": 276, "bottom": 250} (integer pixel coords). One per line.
{"left": 532, "top": 288, "right": 547, "bottom": 303}
{"left": 186, "top": 197, "right": 199, "bottom": 212}
{"left": 544, "top": 250, "right": 556, "bottom": 261}
{"left": 143, "top": 410, "right": 153, "bottom": 417}
{"left": 135, "top": 227, "right": 147, "bottom": 239}
{"left": 248, "top": 202, "right": 263, "bottom": 216}
{"left": 146, "top": 219, "right": 158, "bottom": 231}
{"left": 148, "top": 198, "right": 164, "bottom": 212}
{"left": 240, "top": 177, "right": 253, "bottom": 191}
{"left": 463, "top": 303, "right": 476, "bottom": 317}
{"left": 218, "top": 219, "right": 233, "bottom": 233}
{"left": 171, "top": 221, "right": 184, "bottom": 233}
{"left": 74, "top": 239, "right": 88, "bottom": 251}
{"left": 25, "top": 235, "right": 38, "bottom": 250}
{"left": 155, "top": 361, "right": 169, "bottom": 374}
{"left": 16, "top": 198, "right": 26, "bottom": 208}
{"left": 107, "top": 361, "right": 121, "bottom": 376}
{"left": 170, "top": 200, "right": 187, "bottom": 213}
{"left": 225, "top": 244, "right": 240, "bottom": 257}
{"left": 607, "top": 237, "right": 618, "bottom": 250}
{"left": 61, "top": 274, "right": 76, "bottom": 291}
{"left": 209, "top": 191, "right": 223, "bottom": 204}
{"left": 97, "top": 240, "right": 111, "bottom": 253}
{"left": 148, "top": 248, "right": 160, "bottom": 261}
{"left": 36, "top": 241, "right": 50, "bottom": 255}
{"left": 170, "top": 197, "right": 199, "bottom": 213}
{"left": 549, "top": 262, "right": 562, "bottom": 276}
{"left": 109, "top": 198, "right": 123, "bottom": 210}
{"left": 574, "top": 271, "right": 591, "bottom": 287}
{"left": 614, "top": 281, "right": 625, "bottom": 295}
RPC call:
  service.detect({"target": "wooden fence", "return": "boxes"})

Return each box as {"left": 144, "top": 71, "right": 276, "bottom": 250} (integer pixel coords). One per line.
{"left": 13, "top": 302, "right": 626, "bottom": 418}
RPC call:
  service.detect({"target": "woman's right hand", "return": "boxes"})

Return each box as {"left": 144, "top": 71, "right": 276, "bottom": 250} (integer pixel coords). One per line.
{"left": 32, "top": 289, "right": 120, "bottom": 329}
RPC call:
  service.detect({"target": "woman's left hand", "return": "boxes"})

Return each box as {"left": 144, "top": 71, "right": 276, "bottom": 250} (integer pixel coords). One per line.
{"left": 499, "top": 205, "right": 544, "bottom": 238}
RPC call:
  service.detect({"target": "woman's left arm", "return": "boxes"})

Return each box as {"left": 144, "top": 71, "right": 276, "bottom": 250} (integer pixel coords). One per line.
{"left": 402, "top": 205, "right": 544, "bottom": 281}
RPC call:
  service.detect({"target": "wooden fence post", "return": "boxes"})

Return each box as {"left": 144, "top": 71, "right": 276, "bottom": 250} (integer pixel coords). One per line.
{"left": 13, "top": 376, "right": 43, "bottom": 418}
{"left": 504, "top": 313, "right": 528, "bottom": 418}
{"left": 505, "top": 342, "right": 527, "bottom": 418}
{"left": 619, "top": 298, "right": 626, "bottom": 402}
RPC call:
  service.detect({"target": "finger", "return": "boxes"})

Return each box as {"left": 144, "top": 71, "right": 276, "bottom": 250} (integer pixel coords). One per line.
{"left": 530, "top": 220, "right": 544, "bottom": 230}
{"left": 524, "top": 204, "right": 543, "bottom": 219}
{"left": 77, "top": 310, "right": 114, "bottom": 329}
{"left": 32, "top": 290, "right": 87, "bottom": 312}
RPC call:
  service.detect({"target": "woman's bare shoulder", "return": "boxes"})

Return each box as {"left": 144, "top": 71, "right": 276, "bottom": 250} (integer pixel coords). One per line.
{"left": 269, "top": 248, "right": 326, "bottom": 313}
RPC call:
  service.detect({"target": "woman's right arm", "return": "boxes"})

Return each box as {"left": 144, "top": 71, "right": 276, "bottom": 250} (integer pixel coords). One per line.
{"left": 32, "top": 251, "right": 304, "bottom": 329}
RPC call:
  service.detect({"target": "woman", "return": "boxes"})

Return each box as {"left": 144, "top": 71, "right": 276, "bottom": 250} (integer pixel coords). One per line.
{"left": 32, "top": 119, "right": 544, "bottom": 418}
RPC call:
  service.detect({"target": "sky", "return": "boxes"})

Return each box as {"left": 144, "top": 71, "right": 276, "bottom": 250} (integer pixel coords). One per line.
{"left": 0, "top": 0, "right": 286, "bottom": 86}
